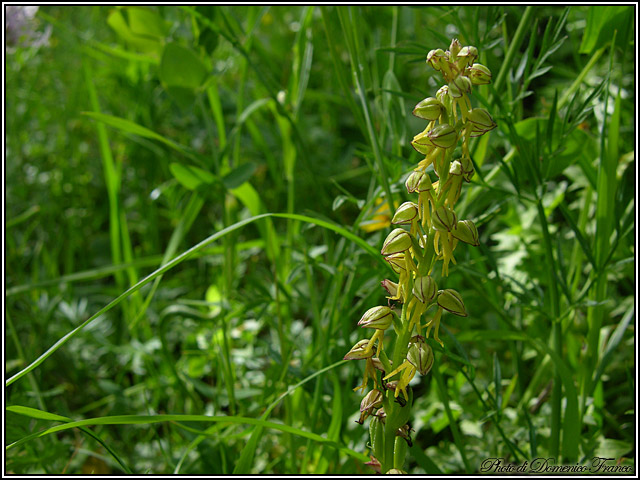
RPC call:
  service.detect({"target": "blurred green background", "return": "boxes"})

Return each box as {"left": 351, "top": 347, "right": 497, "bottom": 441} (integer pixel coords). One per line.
{"left": 5, "top": 5, "right": 635, "bottom": 474}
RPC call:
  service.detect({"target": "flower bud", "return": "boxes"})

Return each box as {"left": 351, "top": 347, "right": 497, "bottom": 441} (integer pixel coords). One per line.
{"left": 426, "top": 48, "right": 447, "bottom": 70}
{"left": 437, "top": 289, "right": 468, "bottom": 316}
{"left": 460, "top": 155, "right": 475, "bottom": 182}
{"left": 467, "top": 108, "right": 497, "bottom": 136}
{"left": 452, "top": 75, "right": 472, "bottom": 95}
{"left": 451, "top": 219, "right": 479, "bottom": 246}
{"left": 386, "top": 469, "right": 408, "bottom": 474}
{"left": 358, "top": 306, "right": 394, "bottom": 330}
{"left": 360, "top": 389, "right": 384, "bottom": 412}
{"left": 381, "top": 228, "right": 413, "bottom": 256}
{"left": 384, "top": 253, "right": 406, "bottom": 274}
{"left": 365, "top": 456, "right": 382, "bottom": 474}
{"left": 447, "top": 81, "right": 463, "bottom": 98}
{"left": 405, "top": 170, "right": 425, "bottom": 193}
{"left": 391, "top": 202, "right": 419, "bottom": 225}
{"left": 432, "top": 205, "right": 457, "bottom": 232}
{"left": 466, "top": 63, "right": 492, "bottom": 85}
{"left": 427, "top": 124, "right": 458, "bottom": 149}
{"left": 417, "top": 173, "right": 435, "bottom": 192}
{"left": 413, "top": 97, "right": 444, "bottom": 121}
{"left": 381, "top": 279, "right": 399, "bottom": 298}
{"left": 407, "top": 336, "right": 434, "bottom": 375}
{"left": 457, "top": 45, "right": 478, "bottom": 67}
{"left": 436, "top": 85, "right": 449, "bottom": 104}
{"left": 448, "top": 38, "right": 462, "bottom": 58}
{"left": 418, "top": 233, "right": 428, "bottom": 249}
{"left": 449, "top": 159, "right": 463, "bottom": 176}
{"left": 344, "top": 339, "right": 374, "bottom": 360}
{"left": 385, "top": 381, "right": 398, "bottom": 391}
{"left": 411, "top": 130, "right": 436, "bottom": 155}
{"left": 371, "top": 357, "right": 386, "bottom": 372}
{"left": 412, "top": 275, "right": 438, "bottom": 304}
{"left": 396, "top": 423, "right": 413, "bottom": 445}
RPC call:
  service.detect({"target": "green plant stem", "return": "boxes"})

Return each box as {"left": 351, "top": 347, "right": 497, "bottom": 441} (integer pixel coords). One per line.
{"left": 536, "top": 199, "right": 562, "bottom": 458}
{"left": 337, "top": 7, "right": 396, "bottom": 210}
{"left": 382, "top": 418, "right": 396, "bottom": 474}
{"left": 432, "top": 355, "right": 472, "bottom": 473}
{"left": 494, "top": 6, "right": 535, "bottom": 94}
{"left": 6, "top": 310, "right": 46, "bottom": 411}
{"left": 381, "top": 298, "right": 410, "bottom": 473}
{"left": 558, "top": 46, "right": 605, "bottom": 109}
{"left": 581, "top": 29, "right": 618, "bottom": 430}
{"left": 82, "top": 60, "right": 130, "bottom": 337}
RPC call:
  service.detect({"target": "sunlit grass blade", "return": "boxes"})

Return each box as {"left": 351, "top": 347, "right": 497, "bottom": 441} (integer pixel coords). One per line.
{"left": 81, "top": 111, "right": 196, "bottom": 159}
{"left": 5, "top": 412, "right": 369, "bottom": 464}
{"left": 7, "top": 406, "right": 132, "bottom": 473}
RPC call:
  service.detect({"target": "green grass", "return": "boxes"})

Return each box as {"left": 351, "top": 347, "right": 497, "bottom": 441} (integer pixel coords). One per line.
{"left": 5, "top": 5, "right": 635, "bottom": 474}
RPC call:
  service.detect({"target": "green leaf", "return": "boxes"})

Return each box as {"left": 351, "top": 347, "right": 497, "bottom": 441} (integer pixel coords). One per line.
{"left": 198, "top": 27, "right": 219, "bottom": 56}
{"left": 5, "top": 414, "right": 369, "bottom": 464}
{"left": 579, "top": 6, "right": 633, "bottom": 55}
{"left": 169, "top": 163, "right": 217, "bottom": 190}
{"left": 230, "top": 182, "right": 262, "bottom": 216}
{"left": 594, "top": 437, "right": 633, "bottom": 459}
{"left": 6, "top": 406, "right": 133, "bottom": 473}
{"left": 514, "top": 117, "right": 596, "bottom": 179}
{"left": 593, "top": 306, "right": 634, "bottom": 388}
{"left": 222, "top": 163, "right": 257, "bottom": 190}
{"left": 315, "top": 374, "right": 343, "bottom": 473}
{"left": 106, "top": 8, "right": 161, "bottom": 53}
{"left": 7, "top": 405, "right": 70, "bottom": 422}
{"left": 159, "top": 42, "right": 208, "bottom": 89}
{"left": 126, "top": 6, "right": 168, "bottom": 39}
{"left": 82, "top": 112, "right": 186, "bottom": 153}
{"left": 409, "top": 443, "right": 444, "bottom": 474}
{"left": 164, "top": 86, "right": 197, "bottom": 110}
{"left": 493, "top": 352, "right": 502, "bottom": 415}
{"left": 382, "top": 69, "right": 406, "bottom": 146}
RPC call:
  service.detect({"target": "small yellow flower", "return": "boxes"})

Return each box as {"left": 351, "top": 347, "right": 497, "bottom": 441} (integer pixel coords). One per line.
{"left": 344, "top": 339, "right": 374, "bottom": 361}
{"left": 360, "top": 197, "right": 399, "bottom": 233}
{"left": 383, "top": 359, "right": 417, "bottom": 401}
{"left": 424, "top": 307, "right": 444, "bottom": 346}
{"left": 354, "top": 356, "right": 378, "bottom": 393}
{"left": 352, "top": 330, "right": 385, "bottom": 393}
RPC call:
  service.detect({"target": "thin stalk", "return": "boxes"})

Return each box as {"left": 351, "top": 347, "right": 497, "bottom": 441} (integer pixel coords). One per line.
{"left": 6, "top": 310, "right": 46, "bottom": 411}
{"left": 382, "top": 298, "right": 410, "bottom": 473}
{"left": 536, "top": 199, "right": 562, "bottom": 458}
{"left": 129, "top": 193, "right": 205, "bottom": 334}
{"left": 389, "top": 6, "right": 398, "bottom": 73}
{"left": 494, "top": 6, "right": 535, "bottom": 94}
{"left": 82, "top": 60, "right": 129, "bottom": 335}
{"left": 338, "top": 7, "right": 396, "bottom": 210}
{"left": 581, "top": 30, "right": 617, "bottom": 425}
{"left": 432, "top": 355, "right": 472, "bottom": 473}
{"left": 558, "top": 46, "right": 606, "bottom": 109}
{"left": 206, "top": 83, "right": 226, "bottom": 173}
